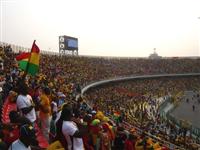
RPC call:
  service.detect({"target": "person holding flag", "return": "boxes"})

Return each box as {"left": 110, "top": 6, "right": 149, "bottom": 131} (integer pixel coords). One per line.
{"left": 15, "top": 40, "right": 40, "bottom": 126}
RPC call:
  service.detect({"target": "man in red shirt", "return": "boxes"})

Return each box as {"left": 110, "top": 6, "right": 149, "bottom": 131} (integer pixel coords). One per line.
{"left": 124, "top": 134, "right": 136, "bottom": 150}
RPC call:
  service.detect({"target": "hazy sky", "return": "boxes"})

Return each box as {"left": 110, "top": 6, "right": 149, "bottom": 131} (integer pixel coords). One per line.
{"left": 1, "top": 0, "right": 200, "bottom": 57}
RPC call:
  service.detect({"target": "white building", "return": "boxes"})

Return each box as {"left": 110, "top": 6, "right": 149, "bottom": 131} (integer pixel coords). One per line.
{"left": 149, "top": 49, "right": 162, "bottom": 59}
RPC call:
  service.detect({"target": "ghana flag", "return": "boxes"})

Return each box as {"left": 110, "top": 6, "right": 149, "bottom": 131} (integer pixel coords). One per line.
{"left": 16, "top": 41, "right": 40, "bottom": 76}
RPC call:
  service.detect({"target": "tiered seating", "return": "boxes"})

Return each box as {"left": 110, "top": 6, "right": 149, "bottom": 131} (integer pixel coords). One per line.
{"left": 1, "top": 97, "right": 49, "bottom": 148}
{"left": 1, "top": 98, "right": 17, "bottom": 123}
{"left": 35, "top": 123, "right": 49, "bottom": 148}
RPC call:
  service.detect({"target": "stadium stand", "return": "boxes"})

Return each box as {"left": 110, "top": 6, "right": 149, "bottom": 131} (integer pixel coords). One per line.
{"left": 1, "top": 42, "right": 200, "bottom": 149}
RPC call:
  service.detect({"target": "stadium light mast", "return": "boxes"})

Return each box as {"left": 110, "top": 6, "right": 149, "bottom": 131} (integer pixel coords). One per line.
{"left": 153, "top": 48, "right": 156, "bottom": 54}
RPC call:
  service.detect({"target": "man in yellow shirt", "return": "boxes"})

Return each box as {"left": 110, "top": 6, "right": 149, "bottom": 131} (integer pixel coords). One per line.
{"left": 39, "top": 87, "right": 51, "bottom": 142}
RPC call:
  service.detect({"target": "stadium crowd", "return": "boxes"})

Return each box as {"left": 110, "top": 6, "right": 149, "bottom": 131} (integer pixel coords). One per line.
{"left": 40, "top": 55, "right": 200, "bottom": 87}
{"left": 85, "top": 78, "right": 200, "bottom": 149}
{"left": 0, "top": 44, "right": 200, "bottom": 149}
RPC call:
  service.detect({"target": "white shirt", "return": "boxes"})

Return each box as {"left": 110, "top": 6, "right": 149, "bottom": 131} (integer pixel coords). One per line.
{"left": 51, "top": 101, "right": 58, "bottom": 113}
{"left": 55, "top": 111, "right": 61, "bottom": 123}
{"left": 62, "top": 121, "right": 84, "bottom": 150}
{"left": 8, "top": 139, "right": 31, "bottom": 150}
{"left": 17, "top": 94, "right": 36, "bottom": 123}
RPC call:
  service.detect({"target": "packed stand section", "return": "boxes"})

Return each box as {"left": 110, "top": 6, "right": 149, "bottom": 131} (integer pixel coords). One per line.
{"left": 40, "top": 54, "right": 200, "bottom": 88}
{"left": 85, "top": 77, "right": 200, "bottom": 149}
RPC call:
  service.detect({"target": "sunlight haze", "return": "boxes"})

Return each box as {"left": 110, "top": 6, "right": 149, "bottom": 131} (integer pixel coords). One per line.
{"left": 1, "top": 0, "right": 200, "bottom": 57}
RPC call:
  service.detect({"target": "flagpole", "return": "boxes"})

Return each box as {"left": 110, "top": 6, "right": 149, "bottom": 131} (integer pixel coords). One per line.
{"left": 22, "top": 40, "right": 36, "bottom": 80}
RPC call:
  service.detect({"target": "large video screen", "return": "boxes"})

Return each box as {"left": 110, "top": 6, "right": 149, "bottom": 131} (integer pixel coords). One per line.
{"left": 67, "top": 39, "right": 78, "bottom": 49}
{"left": 59, "top": 35, "right": 78, "bottom": 51}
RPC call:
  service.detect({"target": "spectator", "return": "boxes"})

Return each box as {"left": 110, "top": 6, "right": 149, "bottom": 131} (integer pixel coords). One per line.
{"left": 124, "top": 134, "right": 136, "bottom": 150}
{"left": 9, "top": 110, "right": 31, "bottom": 126}
{"left": 0, "top": 130, "right": 7, "bottom": 150}
{"left": 54, "top": 103, "right": 72, "bottom": 149}
{"left": 16, "top": 82, "right": 36, "bottom": 125}
{"left": 61, "top": 105, "right": 88, "bottom": 150}
{"left": 193, "top": 105, "right": 195, "bottom": 111}
{"left": 39, "top": 87, "right": 51, "bottom": 141}
{"left": 114, "top": 127, "right": 126, "bottom": 150}
{"left": 8, "top": 124, "right": 37, "bottom": 150}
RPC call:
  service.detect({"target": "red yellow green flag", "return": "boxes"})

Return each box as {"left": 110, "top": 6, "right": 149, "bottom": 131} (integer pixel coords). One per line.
{"left": 16, "top": 41, "right": 40, "bottom": 76}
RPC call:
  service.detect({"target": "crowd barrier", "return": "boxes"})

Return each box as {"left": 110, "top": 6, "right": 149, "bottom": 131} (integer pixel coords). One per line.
{"left": 0, "top": 41, "right": 58, "bottom": 55}
{"left": 0, "top": 41, "right": 147, "bottom": 58}
{"left": 158, "top": 96, "right": 173, "bottom": 119}
{"left": 166, "top": 103, "right": 200, "bottom": 138}
{"left": 157, "top": 91, "right": 200, "bottom": 139}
